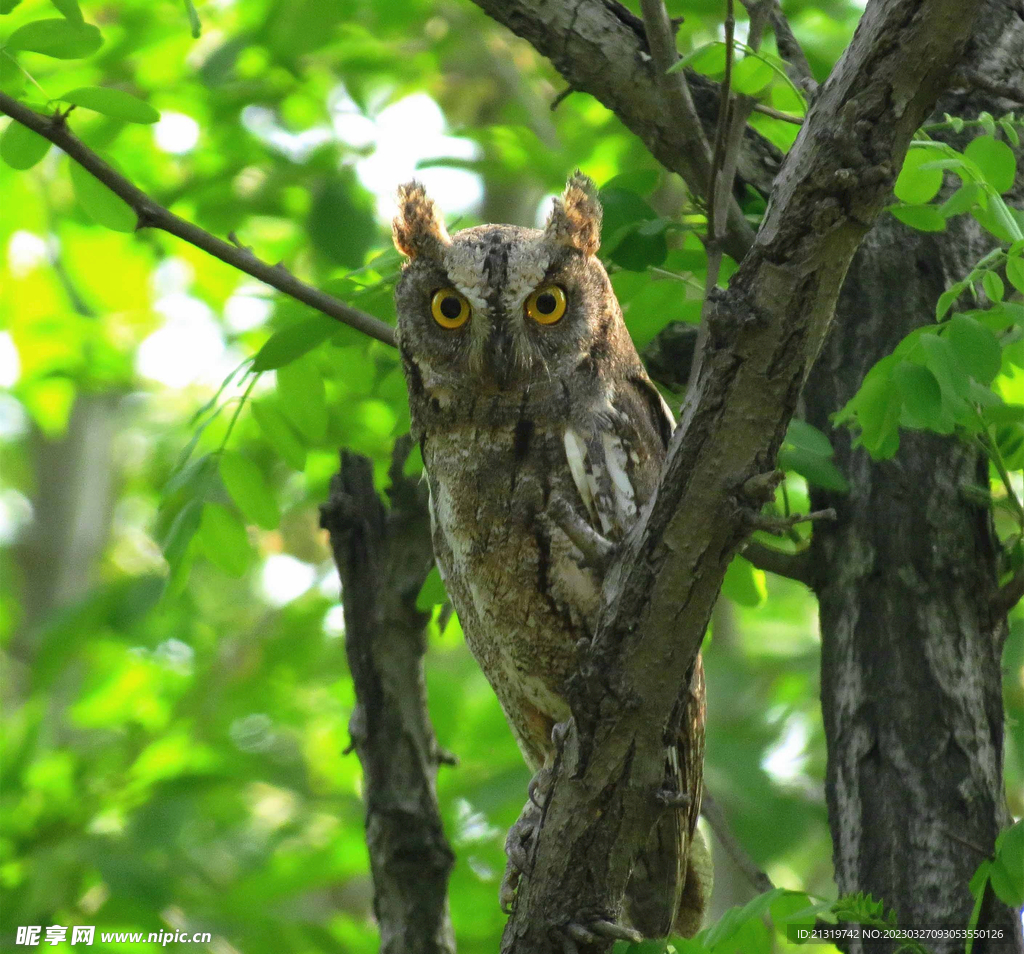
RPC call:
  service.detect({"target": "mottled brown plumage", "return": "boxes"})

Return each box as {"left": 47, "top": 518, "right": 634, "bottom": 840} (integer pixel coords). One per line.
{"left": 393, "top": 174, "right": 710, "bottom": 938}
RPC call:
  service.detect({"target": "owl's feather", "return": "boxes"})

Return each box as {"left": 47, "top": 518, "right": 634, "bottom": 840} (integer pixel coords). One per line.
{"left": 393, "top": 174, "right": 709, "bottom": 938}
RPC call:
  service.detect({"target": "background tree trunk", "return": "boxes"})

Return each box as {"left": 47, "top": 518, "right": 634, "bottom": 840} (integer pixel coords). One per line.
{"left": 803, "top": 3, "right": 1024, "bottom": 947}
{"left": 320, "top": 442, "right": 457, "bottom": 954}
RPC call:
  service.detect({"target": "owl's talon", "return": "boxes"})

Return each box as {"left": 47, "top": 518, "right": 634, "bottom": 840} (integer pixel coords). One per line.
{"left": 499, "top": 868, "right": 520, "bottom": 915}
{"left": 528, "top": 766, "right": 554, "bottom": 808}
{"left": 501, "top": 767, "right": 551, "bottom": 912}
{"left": 562, "top": 919, "right": 642, "bottom": 945}
{"left": 548, "top": 496, "right": 617, "bottom": 570}
{"left": 656, "top": 787, "right": 691, "bottom": 807}
{"left": 588, "top": 919, "right": 643, "bottom": 942}
{"left": 566, "top": 923, "right": 598, "bottom": 943}
{"left": 551, "top": 720, "right": 571, "bottom": 749}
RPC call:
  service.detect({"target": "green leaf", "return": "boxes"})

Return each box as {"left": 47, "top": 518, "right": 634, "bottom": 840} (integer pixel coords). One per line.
{"left": 964, "top": 135, "right": 1017, "bottom": 194}
{"left": 938, "top": 182, "right": 982, "bottom": 219}
{"left": 989, "top": 821, "right": 1024, "bottom": 908}
{"left": 778, "top": 446, "right": 849, "bottom": 492}
{"left": 59, "top": 86, "right": 159, "bottom": 123}
{"left": 981, "top": 270, "right": 1004, "bottom": 302}
{"left": 839, "top": 359, "right": 902, "bottom": 459}
{"left": 163, "top": 452, "right": 216, "bottom": 498}
{"left": 251, "top": 400, "right": 306, "bottom": 472}
{"left": 983, "top": 404, "right": 1024, "bottom": 425}
{"left": 1006, "top": 253, "right": 1024, "bottom": 294}
{"left": 416, "top": 565, "right": 447, "bottom": 611}
{"left": 723, "top": 555, "right": 767, "bottom": 606}
{"left": 890, "top": 204, "right": 946, "bottom": 232}
{"left": 598, "top": 187, "right": 668, "bottom": 271}
{"left": 69, "top": 160, "right": 136, "bottom": 231}
{"left": 0, "top": 52, "right": 24, "bottom": 95}
{"left": 972, "top": 196, "right": 1024, "bottom": 243}
{"left": 770, "top": 890, "right": 817, "bottom": 930}
{"left": 894, "top": 148, "right": 944, "bottom": 205}
{"left": 199, "top": 503, "right": 254, "bottom": 577}
{"left": 669, "top": 41, "right": 726, "bottom": 76}
{"left": 935, "top": 283, "right": 965, "bottom": 320}
{"left": 252, "top": 316, "right": 338, "bottom": 371}
{"left": 0, "top": 120, "right": 50, "bottom": 169}
{"left": 999, "top": 117, "right": 1020, "bottom": 148}
{"left": 784, "top": 419, "right": 835, "bottom": 457}
{"left": 6, "top": 18, "right": 102, "bottom": 58}
{"left": 920, "top": 333, "right": 971, "bottom": 422}
{"left": 704, "top": 888, "right": 785, "bottom": 950}
{"left": 49, "top": 0, "right": 83, "bottom": 22}
{"left": 611, "top": 227, "right": 668, "bottom": 271}
{"left": 277, "top": 355, "right": 328, "bottom": 442}
{"left": 893, "top": 362, "right": 946, "bottom": 431}
{"left": 218, "top": 452, "right": 280, "bottom": 530}
{"left": 307, "top": 171, "right": 377, "bottom": 268}
{"left": 732, "top": 55, "right": 774, "bottom": 95}
{"left": 947, "top": 314, "right": 1001, "bottom": 384}
{"left": 161, "top": 499, "right": 203, "bottom": 573}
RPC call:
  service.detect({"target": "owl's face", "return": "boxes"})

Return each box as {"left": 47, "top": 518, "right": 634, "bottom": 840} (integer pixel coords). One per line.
{"left": 393, "top": 174, "right": 622, "bottom": 395}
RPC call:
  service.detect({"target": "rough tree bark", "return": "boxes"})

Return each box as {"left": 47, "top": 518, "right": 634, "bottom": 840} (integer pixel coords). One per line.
{"left": 319, "top": 441, "right": 456, "bottom": 954}
{"left": 462, "top": 0, "right": 998, "bottom": 950}
{"left": 801, "top": 4, "right": 1024, "bottom": 948}
{"left": 467, "top": 0, "right": 1023, "bottom": 951}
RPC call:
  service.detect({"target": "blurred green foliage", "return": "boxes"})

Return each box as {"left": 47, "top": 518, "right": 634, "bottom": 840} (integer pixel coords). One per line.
{"left": 0, "top": 0, "right": 1021, "bottom": 952}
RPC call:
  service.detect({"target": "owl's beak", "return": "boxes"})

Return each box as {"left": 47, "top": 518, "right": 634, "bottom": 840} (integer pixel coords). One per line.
{"left": 485, "top": 325, "right": 516, "bottom": 390}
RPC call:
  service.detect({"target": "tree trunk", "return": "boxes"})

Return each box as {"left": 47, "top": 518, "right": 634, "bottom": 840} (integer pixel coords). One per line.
{"left": 320, "top": 442, "right": 456, "bottom": 954}
{"left": 804, "top": 4, "right": 1024, "bottom": 948}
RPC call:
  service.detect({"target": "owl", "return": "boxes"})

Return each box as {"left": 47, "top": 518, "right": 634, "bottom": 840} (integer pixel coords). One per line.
{"left": 392, "top": 173, "right": 710, "bottom": 939}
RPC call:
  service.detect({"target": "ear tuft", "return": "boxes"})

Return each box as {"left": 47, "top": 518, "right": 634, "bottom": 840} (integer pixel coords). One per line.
{"left": 545, "top": 171, "right": 602, "bottom": 256}
{"left": 393, "top": 181, "right": 451, "bottom": 260}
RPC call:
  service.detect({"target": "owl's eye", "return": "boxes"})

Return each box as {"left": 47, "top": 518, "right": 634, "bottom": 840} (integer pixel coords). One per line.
{"left": 525, "top": 285, "right": 567, "bottom": 325}
{"left": 430, "top": 288, "right": 471, "bottom": 329}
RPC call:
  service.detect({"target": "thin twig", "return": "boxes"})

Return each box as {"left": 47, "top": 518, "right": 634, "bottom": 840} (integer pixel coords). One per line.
{"left": 956, "top": 68, "right": 1024, "bottom": 106}
{"left": 0, "top": 92, "right": 397, "bottom": 347}
{"left": 639, "top": 0, "right": 755, "bottom": 262}
{"left": 550, "top": 86, "right": 576, "bottom": 110}
{"left": 768, "top": 1, "right": 817, "bottom": 96}
{"left": 750, "top": 507, "right": 837, "bottom": 535}
{"left": 752, "top": 101, "right": 803, "bottom": 124}
{"left": 692, "top": 0, "right": 769, "bottom": 386}
{"left": 700, "top": 789, "right": 776, "bottom": 895}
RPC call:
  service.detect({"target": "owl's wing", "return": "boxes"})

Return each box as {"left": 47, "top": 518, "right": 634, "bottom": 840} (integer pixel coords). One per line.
{"left": 562, "top": 375, "right": 675, "bottom": 540}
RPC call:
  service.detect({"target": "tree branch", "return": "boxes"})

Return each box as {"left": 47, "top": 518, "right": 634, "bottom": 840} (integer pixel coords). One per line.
{"left": 741, "top": 538, "right": 813, "bottom": 586}
{"left": 994, "top": 568, "right": 1024, "bottom": 618}
{"left": 494, "top": 0, "right": 980, "bottom": 947}
{"left": 769, "top": 1, "right": 817, "bottom": 97}
{"left": 319, "top": 440, "right": 455, "bottom": 954}
{"left": 700, "top": 790, "right": 775, "bottom": 895}
{"left": 956, "top": 67, "right": 1024, "bottom": 107}
{"left": 469, "top": 0, "right": 779, "bottom": 261}
{"left": 0, "top": 91, "right": 397, "bottom": 348}
{"left": 638, "top": 0, "right": 756, "bottom": 259}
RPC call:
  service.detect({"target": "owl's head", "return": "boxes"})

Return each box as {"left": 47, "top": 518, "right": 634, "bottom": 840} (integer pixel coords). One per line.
{"left": 393, "top": 173, "right": 628, "bottom": 394}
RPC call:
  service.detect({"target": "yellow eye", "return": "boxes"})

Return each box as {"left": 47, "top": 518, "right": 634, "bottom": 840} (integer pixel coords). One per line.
{"left": 525, "top": 285, "right": 567, "bottom": 325}
{"left": 430, "top": 288, "right": 471, "bottom": 329}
